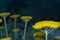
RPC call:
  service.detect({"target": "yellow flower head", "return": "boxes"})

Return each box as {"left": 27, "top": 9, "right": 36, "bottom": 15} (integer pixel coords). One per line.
{"left": 33, "top": 32, "right": 45, "bottom": 37}
{"left": 56, "top": 36, "right": 60, "bottom": 39}
{"left": 20, "top": 16, "right": 32, "bottom": 22}
{"left": 58, "top": 21, "right": 60, "bottom": 26}
{"left": 32, "top": 21, "right": 60, "bottom": 29}
{"left": 35, "top": 37, "right": 42, "bottom": 40}
{"left": 12, "top": 29, "right": 20, "bottom": 32}
{"left": 0, "top": 12, "right": 10, "bottom": 17}
{"left": 0, "top": 26, "right": 4, "bottom": 30}
{"left": 10, "top": 14, "right": 20, "bottom": 18}
{"left": 1, "top": 37, "right": 11, "bottom": 40}
{"left": 0, "top": 18, "right": 3, "bottom": 23}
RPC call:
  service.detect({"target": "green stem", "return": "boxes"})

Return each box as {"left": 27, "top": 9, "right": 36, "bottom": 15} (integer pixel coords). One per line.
{"left": 14, "top": 18, "right": 17, "bottom": 40}
{"left": 3, "top": 17, "right": 8, "bottom": 37}
{"left": 45, "top": 29, "right": 48, "bottom": 40}
{"left": 14, "top": 18, "right": 16, "bottom": 30}
{"left": 0, "top": 30, "right": 3, "bottom": 38}
{"left": 48, "top": 29, "right": 54, "bottom": 34}
{"left": 23, "top": 21, "right": 28, "bottom": 40}
{"left": 1, "top": 31, "right": 2, "bottom": 38}
{"left": 17, "top": 33, "right": 18, "bottom": 40}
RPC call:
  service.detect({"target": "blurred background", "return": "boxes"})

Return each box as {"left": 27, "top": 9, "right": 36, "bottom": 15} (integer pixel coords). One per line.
{"left": 0, "top": 0, "right": 60, "bottom": 40}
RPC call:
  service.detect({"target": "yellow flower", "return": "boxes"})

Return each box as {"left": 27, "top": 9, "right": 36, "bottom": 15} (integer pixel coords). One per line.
{"left": 20, "top": 16, "right": 32, "bottom": 22}
{"left": 55, "top": 36, "right": 60, "bottom": 39}
{"left": 58, "top": 21, "right": 60, "bottom": 27}
{"left": 0, "top": 12, "right": 10, "bottom": 17}
{"left": 0, "top": 37, "right": 11, "bottom": 40}
{"left": 49, "top": 22, "right": 60, "bottom": 28}
{"left": 32, "top": 21, "right": 60, "bottom": 29}
{"left": 35, "top": 37, "right": 42, "bottom": 40}
{"left": 10, "top": 14, "right": 20, "bottom": 18}
{"left": 0, "top": 18, "right": 3, "bottom": 23}
{"left": 33, "top": 32, "right": 45, "bottom": 37}
{"left": 0, "top": 26, "right": 4, "bottom": 30}
{"left": 12, "top": 29, "right": 20, "bottom": 32}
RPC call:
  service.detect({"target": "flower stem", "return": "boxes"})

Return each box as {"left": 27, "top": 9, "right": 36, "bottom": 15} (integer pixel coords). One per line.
{"left": 0, "top": 30, "right": 3, "bottom": 38}
{"left": 45, "top": 28, "right": 48, "bottom": 40}
{"left": 14, "top": 18, "right": 17, "bottom": 40}
{"left": 17, "top": 33, "right": 18, "bottom": 40}
{"left": 23, "top": 21, "right": 28, "bottom": 40}
{"left": 3, "top": 17, "right": 8, "bottom": 37}
{"left": 48, "top": 29, "right": 54, "bottom": 34}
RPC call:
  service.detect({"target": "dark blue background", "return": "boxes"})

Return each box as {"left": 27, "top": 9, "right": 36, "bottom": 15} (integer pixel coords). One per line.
{"left": 0, "top": 0, "right": 60, "bottom": 21}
